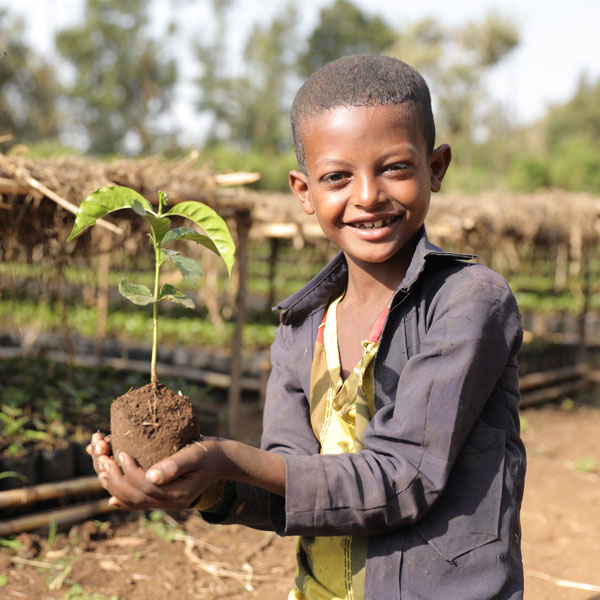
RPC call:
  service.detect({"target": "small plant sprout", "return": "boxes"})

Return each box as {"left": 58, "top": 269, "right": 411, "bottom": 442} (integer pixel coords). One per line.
{"left": 67, "top": 186, "right": 235, "bottom": 389}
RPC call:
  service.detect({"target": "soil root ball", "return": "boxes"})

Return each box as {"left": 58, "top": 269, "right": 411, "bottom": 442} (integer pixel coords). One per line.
{"left": 110, "top": 383, "right": 201, "bottom": 470}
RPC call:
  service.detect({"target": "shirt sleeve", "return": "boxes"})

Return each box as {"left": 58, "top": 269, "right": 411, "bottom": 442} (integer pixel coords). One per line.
{"left": 281, "top": 265, "right": 523, "bottom": 537}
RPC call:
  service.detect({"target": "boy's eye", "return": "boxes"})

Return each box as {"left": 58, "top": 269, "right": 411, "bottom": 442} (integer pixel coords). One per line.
{"left": 321, "top": 172, "right": 348, "bottom": 185}
{"left": 386, "top": 162, "right": 410, "bottom": 172}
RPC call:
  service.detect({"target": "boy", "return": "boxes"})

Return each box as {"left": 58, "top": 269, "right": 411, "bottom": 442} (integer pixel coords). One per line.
{"left": 90, "top": 55, "right": 526, "bottom": 599}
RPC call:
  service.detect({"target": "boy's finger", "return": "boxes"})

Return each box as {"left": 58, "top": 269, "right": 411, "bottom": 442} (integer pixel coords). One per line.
{"left": 117, "top": 451, "right": 156, "bottom": 490}
{"left": 146, "top": 442, "right": 208, "bottom": 485}
{"left": 90, "top": 437, "right": 110, "bottom": 468}
{"left": 97, "top": 455, "right": 114, "bottom": 472}
{"left": 104, "top": 460, "right": 152, "bottom": 508}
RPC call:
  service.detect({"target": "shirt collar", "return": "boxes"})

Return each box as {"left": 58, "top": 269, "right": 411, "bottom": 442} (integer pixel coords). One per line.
{"left": 275, "top": 225, "right": 475, "bottom": 325}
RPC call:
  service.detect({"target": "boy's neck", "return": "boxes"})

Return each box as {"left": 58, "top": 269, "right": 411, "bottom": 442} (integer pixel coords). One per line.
{"left": 343, "top": 248, "right": 413, "bottom": 306}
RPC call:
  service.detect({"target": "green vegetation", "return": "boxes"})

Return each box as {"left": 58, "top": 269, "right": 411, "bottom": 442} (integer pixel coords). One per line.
{"left": 0, "top": 356, "right": 217, "bottom": 456}
{"left": 0, "top": 9, "right": 60, "bottom": 143}
{"left": 575, "top": 455, "right": 597, "bottom": 474}
{"left": 145, "top": 510, "right": 185, "bottom": 542}
{"left": 61, "top": 586, "right": 118, "bottom": 600}
{"left": 0, "top": 237, "right": 597, "bottom": 362}
{"left": 66, "top": 186, "right": 235, "bottom": 386}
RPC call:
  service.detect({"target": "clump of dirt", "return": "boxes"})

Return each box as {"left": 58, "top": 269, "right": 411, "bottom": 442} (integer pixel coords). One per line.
{"left": 110, "top": 383, "right": 201, "bottom": 470}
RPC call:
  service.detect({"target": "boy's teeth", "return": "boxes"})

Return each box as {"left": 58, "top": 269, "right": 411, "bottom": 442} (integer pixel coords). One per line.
{"left": 354, "top": 217, "right": 392, "bottom": 229}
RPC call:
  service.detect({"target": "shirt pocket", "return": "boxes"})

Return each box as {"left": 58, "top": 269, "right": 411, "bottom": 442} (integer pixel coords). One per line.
{"left": 414, "top": 425, "right": 506, "bottom": 562}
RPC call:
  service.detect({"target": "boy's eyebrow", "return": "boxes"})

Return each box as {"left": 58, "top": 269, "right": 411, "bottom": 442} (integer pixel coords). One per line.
{"left": 378, "top": 147, "right": 420, "bottom": 162}
{"left": 313, "top": 158, "right": 354, "bottom": 170}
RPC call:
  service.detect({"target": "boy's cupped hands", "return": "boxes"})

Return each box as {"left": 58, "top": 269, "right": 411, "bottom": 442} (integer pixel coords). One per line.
{"left": 87, "top": 432, "right": 224, "bottom": 511}
{"left": 87, "top": 431, "right": 286, "bottom": 511}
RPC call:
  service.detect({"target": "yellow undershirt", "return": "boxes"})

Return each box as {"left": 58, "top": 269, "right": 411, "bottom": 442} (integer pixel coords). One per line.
{"left": 290, "top": 295, "right": 386, "bottom": 600}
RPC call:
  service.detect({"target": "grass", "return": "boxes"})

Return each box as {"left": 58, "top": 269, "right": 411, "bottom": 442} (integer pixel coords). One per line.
{"left": 575, "top": 455, "right": 598, "bottom": 473}
{"left": 0, "top": 297, "right": 277, "bottom": 350}
{"left": 1, "top": 240, "right": 599, "bottom": 362}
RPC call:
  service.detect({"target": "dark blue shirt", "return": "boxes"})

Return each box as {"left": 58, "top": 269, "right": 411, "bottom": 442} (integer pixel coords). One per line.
{"left": 204, "top": 226, "right": 526, "bottom": 600}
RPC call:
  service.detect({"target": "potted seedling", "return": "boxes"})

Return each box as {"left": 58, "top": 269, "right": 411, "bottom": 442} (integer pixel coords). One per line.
{"left": 67, "top": 186, "right": 235, "bottom": 469}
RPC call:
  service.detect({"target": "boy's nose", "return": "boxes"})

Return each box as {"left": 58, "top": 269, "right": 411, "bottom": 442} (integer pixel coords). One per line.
{"left": 355, "top": 174, "right": 386, "bottom": 209}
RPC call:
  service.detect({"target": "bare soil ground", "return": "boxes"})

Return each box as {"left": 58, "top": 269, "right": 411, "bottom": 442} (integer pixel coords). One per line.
{"left": 1, "top": 402, "right": 599, "bottom": 600}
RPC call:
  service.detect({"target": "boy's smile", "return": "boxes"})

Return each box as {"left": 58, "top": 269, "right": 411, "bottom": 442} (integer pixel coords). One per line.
{"left": 289, "top": 104, "right": 451, "bottom": 273}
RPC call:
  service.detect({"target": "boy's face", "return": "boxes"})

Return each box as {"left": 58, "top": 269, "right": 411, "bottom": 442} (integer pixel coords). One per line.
{"left": 289, "top": 104, "right": 451, "bottom": 269}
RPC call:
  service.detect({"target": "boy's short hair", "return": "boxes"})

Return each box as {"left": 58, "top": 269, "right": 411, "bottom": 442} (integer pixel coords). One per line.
{"left": 291, "top": 54, "right": 436, "bottom": 172}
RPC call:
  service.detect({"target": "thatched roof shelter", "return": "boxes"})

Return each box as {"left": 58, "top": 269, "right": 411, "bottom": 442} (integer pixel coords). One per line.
{"left": 427, "top": 191, "right": 600, "bottom": 253}
{"left": 0, "top": 152, "right": 260, "bottom": 262}
{"left": 2, "top": 151, "right": 599, "bottom": 260}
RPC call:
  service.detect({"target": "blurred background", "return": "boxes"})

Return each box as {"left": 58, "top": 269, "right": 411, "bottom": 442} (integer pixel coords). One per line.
{"left": 1, "top": 2, "right": 600, "bottom": 599}
{"left": 1, "top": 0, "right": 599, "bottom": 193}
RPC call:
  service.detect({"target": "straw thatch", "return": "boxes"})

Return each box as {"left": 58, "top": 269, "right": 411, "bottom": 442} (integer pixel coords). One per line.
{"left": 0, "top": 152, "right": 258, "bottom": 262}
{"left": 427, "top": 191, "right": 600, "bottom": 251}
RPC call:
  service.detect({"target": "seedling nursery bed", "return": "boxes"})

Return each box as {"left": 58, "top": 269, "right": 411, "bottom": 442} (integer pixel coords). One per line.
{"left": 0, "top": 351, "right": 248, "bottom": 499}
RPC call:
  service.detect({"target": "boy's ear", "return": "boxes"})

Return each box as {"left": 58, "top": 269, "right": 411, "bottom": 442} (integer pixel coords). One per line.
{"left": 289, "top": 169, "right": 315, "bottom": 215}
{"left": 429, "top": 143, "right": 452, "bottom": 193}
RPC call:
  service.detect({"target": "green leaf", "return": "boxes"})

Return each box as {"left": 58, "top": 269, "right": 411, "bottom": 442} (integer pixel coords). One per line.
{"left": 119, "top": 279, "right": 155, "bottom": 306}
{"left": 132, "top": 199, "right": 148, "bottom": 216}
{"left": 0, "top": 573, "right": 8, "bottom": 587}
{"left": 0, "top": 471, "right": 27, "bottom": 482}
{"left": 161, "top": 226, "right": 223, "bottom": 261}
{"left": 165, "top": 203, "right": 235, "bottom": 277}
{"left": 158, "top": 284, "right": 195, "bottom": 309}
{"left": 143, "top": 212, "right": 171, "bottom": 245}
{"left": 67, "top": 186, "right": 152, "bottom": 242}
{"left": 163, "top": 250, "right": 203, "bottom": 286}
{"left": 0, "top": 538, "right": 23, "bottom": 550}
{"left": 162, "top": 226, "right": 203, "bottom": 245}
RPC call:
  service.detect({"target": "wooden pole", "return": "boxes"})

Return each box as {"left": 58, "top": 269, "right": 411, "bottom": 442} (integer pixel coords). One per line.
{"left": 519, "top": 363, "right": 590, "bottom": 391}
{"left": 22, "top": 174, "right": 123, "bottom": 236}
{"left": 95, "top": 250, "right": 110, "bottom": 363}
{"left": 267, "top": 237, "right": 280, "bottom": 311}
{"left": 0, "top": 498, "right": 115, "bottom": 536}
{"left": 228, "top": 213, "right": 252, "bottom": 439}
{"left": 0, "top": 476, "right": 104, "bottom": 509}
{"left": 577, "top": 244, "right": 592, "bottom": 363}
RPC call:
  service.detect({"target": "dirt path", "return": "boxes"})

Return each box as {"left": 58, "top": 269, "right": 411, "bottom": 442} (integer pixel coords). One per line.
{"left": 1, "top": 403, "right": 599, "bottom": 599}
{"left": 520, "top": 404, "right": 600, "bottom": 600}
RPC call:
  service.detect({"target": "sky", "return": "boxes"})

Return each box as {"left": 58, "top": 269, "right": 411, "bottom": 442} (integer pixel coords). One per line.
{"left": 4, "top": 0, "right": 600, "bottom": 144}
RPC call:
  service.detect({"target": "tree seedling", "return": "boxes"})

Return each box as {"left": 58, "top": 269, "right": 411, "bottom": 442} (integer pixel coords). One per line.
{"left": 67, "top": 185, "right": 236, "bottom": 468}
{"left": 67, "top": 185, "right": 235, "bottom": 387}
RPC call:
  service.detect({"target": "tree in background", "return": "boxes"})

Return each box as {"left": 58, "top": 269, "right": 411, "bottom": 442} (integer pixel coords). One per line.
{"left": 0, "top": 9, "right": 61, "bottom": 143}
{"left": 194, "top": 0, "right": 236, "bottom": 147}
{"left": 195, "top": 0, "right": 298, "bottom": 153}
{"left": 55, "top": 0, "right": 177, "bottom": 155}
{"left": 387, "top": 12, "right": 519, "bottom": 170}
{"left": 298, "top": 0, "right": 396, "bottom": 77}
{"left": 240, "top": 1, "right": 300, "bottom": 153}
{"left": 509, "top": 76, "right": 600, "bottom": 193}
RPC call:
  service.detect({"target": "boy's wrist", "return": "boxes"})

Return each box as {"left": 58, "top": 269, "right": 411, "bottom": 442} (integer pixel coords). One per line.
{"left": 202, "top": 439, "right": 286, "bottom": 497}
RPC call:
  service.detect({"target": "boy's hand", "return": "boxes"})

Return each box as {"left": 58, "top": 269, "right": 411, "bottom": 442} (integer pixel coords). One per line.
{"left": 89, "top": 439, "right": 222, "bottom": 511}
{"left": 87, "top": 435, "right": 286, "bottom": 511}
